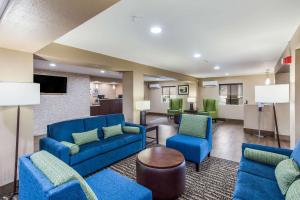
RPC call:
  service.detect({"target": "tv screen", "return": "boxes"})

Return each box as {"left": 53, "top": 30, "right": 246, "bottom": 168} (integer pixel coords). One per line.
{"left": 34, "top": 74, "right": 67, "bottom": 93}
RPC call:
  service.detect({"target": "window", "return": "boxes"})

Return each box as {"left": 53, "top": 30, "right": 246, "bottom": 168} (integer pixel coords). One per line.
{"left": 219, "top": 83, "right": 243, "bottom": 105}
{"left": 162, "top": 86, "right": 176, "bottom": 103}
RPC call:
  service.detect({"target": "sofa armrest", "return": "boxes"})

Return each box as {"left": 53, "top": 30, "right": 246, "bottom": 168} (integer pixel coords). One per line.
{"left": 241, "top": 143, "right": 292, "bottom": 158}
{"left": 47, "top": 180, "right": 88, "bottom": 200}
{"left": 40, "top": 137, "right": 70, "bottom": 164}
{"left": 125, "top": 122, "right": 146, "bottom": 149}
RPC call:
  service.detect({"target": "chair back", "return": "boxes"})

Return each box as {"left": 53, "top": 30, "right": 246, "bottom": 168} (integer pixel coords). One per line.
{"left": 170, "top": 98, "right": 183, "bottom": 110}
{"left": 203, "top": 99, "right": 217, "bottom": 112}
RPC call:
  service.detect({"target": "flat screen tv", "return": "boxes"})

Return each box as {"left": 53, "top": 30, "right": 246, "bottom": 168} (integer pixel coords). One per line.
{"left": 34, "top": 74, "right": 67, "bottom": 94}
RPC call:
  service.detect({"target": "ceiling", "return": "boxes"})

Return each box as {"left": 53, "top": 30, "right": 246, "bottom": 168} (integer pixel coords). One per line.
{"left": 34, "top": 59, "right": 175, "bottom": 82}
{"left": 0, "top": 0, "right": 118, "bottom": 52}
{"left": 56, "top": 0, "right": 300, "bottom": 78}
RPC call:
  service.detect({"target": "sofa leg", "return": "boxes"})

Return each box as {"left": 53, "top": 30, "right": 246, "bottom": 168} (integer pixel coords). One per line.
{"left": 196, "top": 163, "right": 199, "bottom": 172}
{"left": 208, "top": 152, "right": 211, "bottom": 157}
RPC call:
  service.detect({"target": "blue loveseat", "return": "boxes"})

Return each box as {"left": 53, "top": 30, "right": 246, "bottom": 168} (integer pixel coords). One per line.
{"left": 233, "top": 142, "right": 300, "bottom": 200}
{"left": 40, "top": 114, "right": 146, "bottom": 176}
{"left": 19, "top": 154, "right": 152, "bottom": 200}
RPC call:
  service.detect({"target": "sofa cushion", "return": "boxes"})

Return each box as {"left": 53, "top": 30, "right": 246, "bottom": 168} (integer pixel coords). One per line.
{"left": 103, "top": 124, "right": 123, "bottom": 139}
{"left": 47, "top": 119, "right": 85, "bottom": 143}
{"left": 83, "top": 116, "right": 107, "bottom": 139}
{"left": 233, "top": 171, "right": 284, "bottom": 200}
{"left": 123, "top": 126, "right": 140, "bottom": 134}
{"left": 275, "top": 159, "right": 300, "bottom": 195}
{"left": 106, "top": 114, "right": 125, "bottom": 126}
{"left": 60, "top": 141, "right": 80, "bottom": 155}
{"left": 166, "top": 134, "right": 209, "bottom": 163}
{"left": 179, "top": 114, "right": 207, "bottom": 138}
{"left": 291, "top": 140, "right": 300, "bottom": 167}
{"left": 244, "top": 148, "right": 289, "bottom": 166}
{"left": 239, "top": 156, "right": 276, "bottom": 181}
{"left": 70, "top": 134, "right": 142, "bottom": 165}
{"left": 72, "top": 129, "right": 99, "bottom": 145}
{"left": 31, "top": 151, "right": 98, "bottom": 200}
{"left": 286, "top": 179, "right": 300, "bottom": 200}
{"left": 87, "top": 168, "right": 152, "bottom": 200}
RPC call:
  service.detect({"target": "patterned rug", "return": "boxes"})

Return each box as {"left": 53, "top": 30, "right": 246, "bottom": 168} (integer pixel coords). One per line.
{"left": 111, "top": 154, "right": 239, "bottom": 200}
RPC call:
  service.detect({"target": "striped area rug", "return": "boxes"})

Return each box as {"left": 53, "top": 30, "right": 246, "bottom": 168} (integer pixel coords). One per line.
{"left": 111, "top": 154, "right": 239, "bottom": 200}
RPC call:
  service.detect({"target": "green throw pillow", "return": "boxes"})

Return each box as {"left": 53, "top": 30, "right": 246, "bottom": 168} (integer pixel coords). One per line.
{"left": 72, "top": 129, "right": 99, "bottom": 145}
{"left": 179, "top": 114, "right": 207, "bottom": 138}
{"left": 102, "top": 124, "right": 123, "bottom": 139}
{"left": 60, "top": 141, "right": 80, "bottom": 155}
{"left": 31, "top": 151, "right": 98, "bottom": 200}
{"left": 275, "top": 159, "right": 300, "bottom": 195}
{"left": 122, "top": 126, "right": 140, "bottom": 134}
{"left": 286, "top": 179, "right": 300, "bottom": 200}
{"left": 244, "top": 148, "right": 289, "bottom": 166}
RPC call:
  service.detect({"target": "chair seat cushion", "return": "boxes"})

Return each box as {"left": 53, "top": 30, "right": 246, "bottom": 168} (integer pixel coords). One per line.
{"left": 239, "top": 156, "right": 276, "bottom": 180}
{"left": 70, "top": 134, "right": 142, "bottom": 165}
{"left": 166, "top": 134, "right": 209, "bottom": 163}
{"left": 233, "top": 171, "right": 284, "bottom": 200}
{"left": 87, "top": 169, "right": 152, "bottom": 200}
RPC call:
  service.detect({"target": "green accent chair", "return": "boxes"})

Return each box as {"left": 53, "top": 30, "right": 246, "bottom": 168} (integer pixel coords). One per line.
{"left": 198, "top": 99, "right": 218, "bottom": 121}
{"left": 167, "top": 98, "right": 183, "bottom": 118}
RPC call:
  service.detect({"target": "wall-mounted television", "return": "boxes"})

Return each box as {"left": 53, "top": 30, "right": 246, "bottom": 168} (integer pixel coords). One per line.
{"left": 34, "top": 74, "right": 67, "bottom": 94}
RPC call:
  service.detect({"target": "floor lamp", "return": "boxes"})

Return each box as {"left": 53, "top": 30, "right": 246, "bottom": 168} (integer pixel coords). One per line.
{"left": 255, "top": 84, "right": 289, "bottom": 148}
{"left": 136, "top": 100, "right": 150, "bottom": 126}
{"left": 0, "top": 82, "right": 40, "bottom": 199}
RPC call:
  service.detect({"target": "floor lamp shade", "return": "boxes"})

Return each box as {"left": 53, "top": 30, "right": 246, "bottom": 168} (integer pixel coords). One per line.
{"left": 0, "top": 82, "right": 40, "bottom": 106}
{"left": 255, "top": 84, "right": 289, "bottom": 104}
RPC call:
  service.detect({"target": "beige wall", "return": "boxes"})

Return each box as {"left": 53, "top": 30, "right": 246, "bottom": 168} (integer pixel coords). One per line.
{"left": 146, "top": 81, "right": 197, "bottom": 114}
{"left": 198, "top": 74, "right": 274, "bottom": 120}
{"left": 0, "top": 48, "right": 34, "bottom": 186}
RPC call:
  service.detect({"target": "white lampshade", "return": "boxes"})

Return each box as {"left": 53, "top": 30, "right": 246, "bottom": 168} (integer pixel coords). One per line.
{"left": 255, "top": 84, "right": 289, "bottom": 104}
{"left": 136, "top": 100, "right": 150, "bottom": 111}
{"left": 0, "top": 82, "right": 40, "bottom": 106}
{"left": 187, "top": 97, "right": 196, "bottom": 103}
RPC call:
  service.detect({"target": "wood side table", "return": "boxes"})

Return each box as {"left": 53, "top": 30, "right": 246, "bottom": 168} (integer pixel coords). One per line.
{"left": 136, "top": 147, "right": 186, "bottom": 200}
{"left": 146, "top": 125, "right": 159, "bottom": 144}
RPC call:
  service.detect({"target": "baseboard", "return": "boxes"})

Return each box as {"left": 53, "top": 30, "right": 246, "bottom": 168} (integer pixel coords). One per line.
{"left": 0, "top": 181, "right": 15, "bottom": 196}
{"left": 217, "top": 118, "right": 244, "bottom": 124}
{"left": 147, "top": 112, "right": 168, "bottom": 116}
{"left": 244, "top": 128, "right": 274, "bottom": 137}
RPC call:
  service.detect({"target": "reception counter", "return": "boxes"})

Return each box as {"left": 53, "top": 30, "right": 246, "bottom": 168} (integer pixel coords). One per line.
{"left": 90, "top": 99, "right": 122, "bottom": 116}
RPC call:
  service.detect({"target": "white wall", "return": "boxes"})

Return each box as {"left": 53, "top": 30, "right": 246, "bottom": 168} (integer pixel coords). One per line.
{"left": 146, "top": 81, "right": 197, "bottom": 114}
{"left": 33, "top": 70, "right": 90, "bottom": 136}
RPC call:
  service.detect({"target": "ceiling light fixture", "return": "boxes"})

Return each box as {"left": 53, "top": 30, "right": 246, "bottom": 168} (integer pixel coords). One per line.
{"left": 214, "top": 66, "right": 220, "bottom": 70}
{"left": 193, "top": 53, "right": 202, "bottom": 58}
{"left": 49, "top": 63, "right": 56, "bottom": 67}
{"left": 150, "top": 26, "right": 162, "bottom": 34}
{"left": 100, "top": 70, "right": 105, "bottom": 74}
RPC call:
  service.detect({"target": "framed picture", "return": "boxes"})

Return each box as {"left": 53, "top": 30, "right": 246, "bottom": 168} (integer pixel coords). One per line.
{"left": 178, "top": 85, "right": 189, "bottom": 95}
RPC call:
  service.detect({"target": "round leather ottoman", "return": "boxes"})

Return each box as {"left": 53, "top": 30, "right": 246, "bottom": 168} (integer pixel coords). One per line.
{"left": 136, "top": 147, "right": 186, "bottom": 200}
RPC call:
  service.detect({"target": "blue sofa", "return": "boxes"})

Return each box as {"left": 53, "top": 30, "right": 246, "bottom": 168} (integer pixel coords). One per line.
{"left": 166, "top": 116, "right": 212, "bottom": 171}
{"left": 233, "top": 142, "right": 300, "bottom": 200}
{"left": 40, "top": 114, "right": 146, "bottom": 176}
{"left": 19, "top": 154, "right": 152, "bottom": 200}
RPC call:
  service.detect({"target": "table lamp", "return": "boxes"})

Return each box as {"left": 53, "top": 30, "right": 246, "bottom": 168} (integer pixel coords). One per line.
{"left": 136, "top": 100, "right": 150, "bottom": 126}
{"left": 255, "top": 84, "right": 289, "bottom": 148}
{"left": 187, "top": 97, "right": 196, "bottom": 111}
{"left": 0, "top": 82, "right": 40, "bottom": 198}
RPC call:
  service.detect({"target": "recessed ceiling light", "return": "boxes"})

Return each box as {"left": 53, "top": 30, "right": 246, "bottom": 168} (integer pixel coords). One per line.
{"left": 100, "top": 70, "right": 105, "bottom": 74}
{"left": 214, "top": 66, "right": 220, "bottom": 70}
{"left": 49, "top": 63, "right": 56, "bottom": 67}
{"left": 193, "top": 53, "right": 202, "bottom": 58}
{"left": 225, "top": 73, "right": 229, "bottom": 76}
{"left": 150, "top": 26, "right": 162, "bottom": 34}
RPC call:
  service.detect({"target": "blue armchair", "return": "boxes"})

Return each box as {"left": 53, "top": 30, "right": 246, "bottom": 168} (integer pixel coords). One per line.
{"left": 166, "top": 115, "right": 213, "bottom": 171}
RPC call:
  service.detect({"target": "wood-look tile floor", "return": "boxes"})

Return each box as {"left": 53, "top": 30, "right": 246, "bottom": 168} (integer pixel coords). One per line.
{"left": 146, "top": 114, "right": 290, "bottom": 162}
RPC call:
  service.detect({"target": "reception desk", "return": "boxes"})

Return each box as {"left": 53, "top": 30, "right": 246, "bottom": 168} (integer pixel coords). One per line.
{"left": 90, "top": 99, "right": 122, "bottom": 116}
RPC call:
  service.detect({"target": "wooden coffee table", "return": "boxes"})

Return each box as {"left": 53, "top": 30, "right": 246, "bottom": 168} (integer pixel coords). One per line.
{"left": 136, "top": 147, "right": 186, "bottom": 200}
